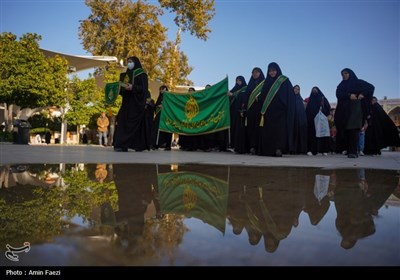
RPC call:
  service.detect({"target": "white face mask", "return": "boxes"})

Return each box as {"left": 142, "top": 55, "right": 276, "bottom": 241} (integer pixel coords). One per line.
{"left": 127, "top": 62, "right": 134, "bottom": 70}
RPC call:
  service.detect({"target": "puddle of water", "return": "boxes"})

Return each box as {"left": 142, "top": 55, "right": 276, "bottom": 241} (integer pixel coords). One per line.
{"left": 0, "top": 163, "right": 399, "bottom": 266}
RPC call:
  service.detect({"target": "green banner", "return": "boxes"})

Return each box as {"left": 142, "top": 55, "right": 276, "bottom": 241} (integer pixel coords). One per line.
{"left": 159, "top": 77, "right": 230, "bottom": 135}
{"left": 158, "top": 171, "right": 229, "bottom": 233}
{"left": 104, "top": 82, "right": 120, "bottom": 105}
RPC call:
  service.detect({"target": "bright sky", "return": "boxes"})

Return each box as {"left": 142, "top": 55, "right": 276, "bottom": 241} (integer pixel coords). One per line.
{"left": 1, "top": 0, "right": 399, "bottom": 103}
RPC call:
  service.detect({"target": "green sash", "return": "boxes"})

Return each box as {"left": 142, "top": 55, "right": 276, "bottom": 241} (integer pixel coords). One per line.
{"left": 230, "top": 86, "right": 247, "bottom": 106}
{"left": 154, "top": 107, "right": 161, "bottom": 117}
{"left": 133, "top": 68, "right": 145, "bottom": 77}
{"left": 247, "top": 81, "right": 265, "bottom": 110}
{"left": 259, "top": 75, "right": 287, "bottom": 126}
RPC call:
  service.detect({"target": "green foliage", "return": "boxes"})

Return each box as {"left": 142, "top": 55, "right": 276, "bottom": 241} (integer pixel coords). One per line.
{"left": 159, "top": 31, "right": 193, "bottom": 89}
{"left": 0, "top": 131, "right": 13, "bottom": 142}
{"left": 0, "top": 164, "right": 118, "bottom": 247}
{"left": 28, "top": 113, "right": 61, "bottom": 134}
{"left": 158, "top": 0, "right": 215, "bottom": 40}
{"left": 65, "top": 75, "right": 105, "bottom": 126}
{"left": 80, "top": 0, "right": 214, "bottom": 88}
{"left": 62, "top": 168, "right": 118, "bottom": 221}
{"left": 29, "top": 127, "right": 51, "bottom": 134}
{"left": 80, "top": 0, "right": 167, "bottom": 81}
{"left": 0, "top": 185, "right": 64, "bottom": 247}
{"left": 0, "top": 32, "right": 68, "bottom": 108}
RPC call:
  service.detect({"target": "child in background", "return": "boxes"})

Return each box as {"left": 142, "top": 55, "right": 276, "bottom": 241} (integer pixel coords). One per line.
{"left": 359, "top": 120, "right": 368, "bottom": 156}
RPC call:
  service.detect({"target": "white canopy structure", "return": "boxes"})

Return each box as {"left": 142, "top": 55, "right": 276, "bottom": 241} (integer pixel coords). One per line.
{"left": 40, "top": 48, "right": 119, "bottom": 72}
{"left": 40, "top": 49, "right": 119, "bottom": 144}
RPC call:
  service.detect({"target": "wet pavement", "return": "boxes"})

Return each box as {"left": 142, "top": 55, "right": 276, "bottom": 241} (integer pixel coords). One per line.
{"left": 1, "top": 143, "right": 399, "bottom": 170}
{"left": 0, "top": 144, "right": 399, "bottom": 267}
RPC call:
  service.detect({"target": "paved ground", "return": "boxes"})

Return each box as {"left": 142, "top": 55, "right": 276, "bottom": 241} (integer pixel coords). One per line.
{"left": 1, "top": 143, "right": 399, "bottom": 170}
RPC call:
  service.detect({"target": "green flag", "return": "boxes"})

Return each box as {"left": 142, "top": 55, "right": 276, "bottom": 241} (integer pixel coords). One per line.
{"left": 157, "top": 171, "right": 229, "bottom": 234}
{"left": 104, "top": 82, "right": 120, "bottom": 105}
{"left": 159, "top": 77, "right": 230, "bottom": 135}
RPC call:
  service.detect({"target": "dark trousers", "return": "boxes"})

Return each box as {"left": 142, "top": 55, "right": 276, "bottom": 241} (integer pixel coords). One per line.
{"left": 348, "top": 129, "right": 359, "bottom": 155}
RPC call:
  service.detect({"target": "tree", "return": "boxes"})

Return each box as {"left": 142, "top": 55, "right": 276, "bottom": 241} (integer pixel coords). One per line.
{"left": 158, "top": 0, "right": 215, "bottom": 40}
{"left": 158, "top": 29, "right": 193, "bottom": 89}
{"left": 0, "top": 33, "right": 68, "bottom": 108}
{"left": 0, "top": 32, "right": 68, "bottom": 130}
{"left": 65, "top": 75, "right": 103, "bottom": 127}
{"left": 79, "top": 0, "right": 215, "bottom": 88}
{"left": 80, "top": 0, "right": 167, "bottom": 81}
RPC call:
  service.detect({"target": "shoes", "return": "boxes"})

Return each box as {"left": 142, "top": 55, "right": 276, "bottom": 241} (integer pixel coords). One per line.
{"left": 342, "top": 150, "right": 348, "bottom": 155}
{"left": 323, "top": 153, "right": 328, "bottom": 156}
{"left": 275, "top": 149, "right": 282, "bottom": 157}
{"left": 164, "top": 147, "right": 171, "bottom": 151}
{"left": 307, "top": 152, "right": 313, "bottom": 156}
{"left": 359, "top": 151, "right": 365, "bottom": 156}
{"left": 250, "top": 148, "right": 256, "bottom": 155}
{"left": 114, "top": 147, "right": 128, "bottom": 152}
{"left": 348, "top": 153, "right": 358, "bottom": 158}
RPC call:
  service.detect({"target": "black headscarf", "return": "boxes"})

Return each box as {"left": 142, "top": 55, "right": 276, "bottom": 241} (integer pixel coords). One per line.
{"left": 260, "top": 62, "right": 283, "bottom": 95}
{"left": 245, "top": 67, "right": 265, "bottom": 96}
{"left": 125, "top": 56, "right": 144, "bottom": 82}
{"left": 335, "top": 68, "right": 374, "bottom": 129}
{"left": 306, "top": 86, "right": 331, "bottom": 120}
{"left": 336, "top": 68, "right": 358, "bottom": 96}
{"left": 230, "top": 76, "right": 247, "bottom": 92}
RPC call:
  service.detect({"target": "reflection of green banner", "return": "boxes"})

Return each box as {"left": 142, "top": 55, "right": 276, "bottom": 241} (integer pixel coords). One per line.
{"left": 159, "top": 77, "right": 230, "bottom": 135}
{"left": 104, "top": 82, "right": 120, "bottom": 105}
{"left": 158, "top": 171, "right": 229, "bottom": 233}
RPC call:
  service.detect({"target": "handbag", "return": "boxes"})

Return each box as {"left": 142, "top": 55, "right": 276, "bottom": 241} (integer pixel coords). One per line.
{"left": 314, "top": 109, "right": 330, "bottom": 137}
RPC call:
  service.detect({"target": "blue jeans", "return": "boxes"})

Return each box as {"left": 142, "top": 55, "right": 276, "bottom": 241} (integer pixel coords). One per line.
{"left": 98, "top": 131, "right": 108, "bottom": 145}
{"left": 359, "top": 131, "right": 365, "bottom": 152}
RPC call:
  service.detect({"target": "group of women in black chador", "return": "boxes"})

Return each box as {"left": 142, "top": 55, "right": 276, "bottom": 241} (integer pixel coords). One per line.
{"left": 227, "top": 64, "right": 399, "bottom": 157}
{"left": 334, "top": 68, "right": 400, "bottom": 157}
{"left": 112, "top": 56, "right": 399, "bottom": 156}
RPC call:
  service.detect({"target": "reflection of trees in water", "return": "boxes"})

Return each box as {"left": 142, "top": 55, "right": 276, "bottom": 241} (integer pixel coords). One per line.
{"left": 142, "top": 214, "right": 188, "bottom": 259}
{"left": 111, "top": 212, "right": 188, "bottom": 264}
{"left": 0, "top": 184, "right": 62, "bottom": 247}
{"left": 1, "top": 164, "right": 399, "bottom": 256}
{"left": 0, "top": 165, "right": 118, "bottom": 247}
{"left": 62, "top": 168, "right": 118, "bottom": 221}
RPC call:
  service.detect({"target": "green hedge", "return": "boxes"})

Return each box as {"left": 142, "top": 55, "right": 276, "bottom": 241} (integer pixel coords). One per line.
{"left": 0, "top": 131, "right": 13, "bottom": 142}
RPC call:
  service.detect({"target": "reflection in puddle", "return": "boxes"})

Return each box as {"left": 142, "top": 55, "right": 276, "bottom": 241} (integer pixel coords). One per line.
{"left": 0, "top": 163, "right": 399, "bottom": 266}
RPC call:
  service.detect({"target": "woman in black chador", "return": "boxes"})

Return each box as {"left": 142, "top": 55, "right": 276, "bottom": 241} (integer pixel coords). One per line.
{"left": 334, "top": 68, "right": 374, "bottom": 158}
{"left": 305, "top": 86, "right": 331, "bottom": 155}
{"left": 364, "top": 97, "right": 400, "bottom": 155}
{"left": 245, "top": 67, "right": 265, "bottom": 155}
{"left": 151, "top": 85, "right": 172, "bottom": 150}
{"left": 292, "top": 85, "right": 307, "bottom": 154}
{"left": 257, "top": 62, "right": 295, "bottom": 157}
{"left": 234, "top": 68, "right": 264, "bottom": 154}
{"left": 114, "top": 56, "right": 148, "bottom": 152}
{"left": 228, "top": 76, "right": 247, "bottom": 151}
